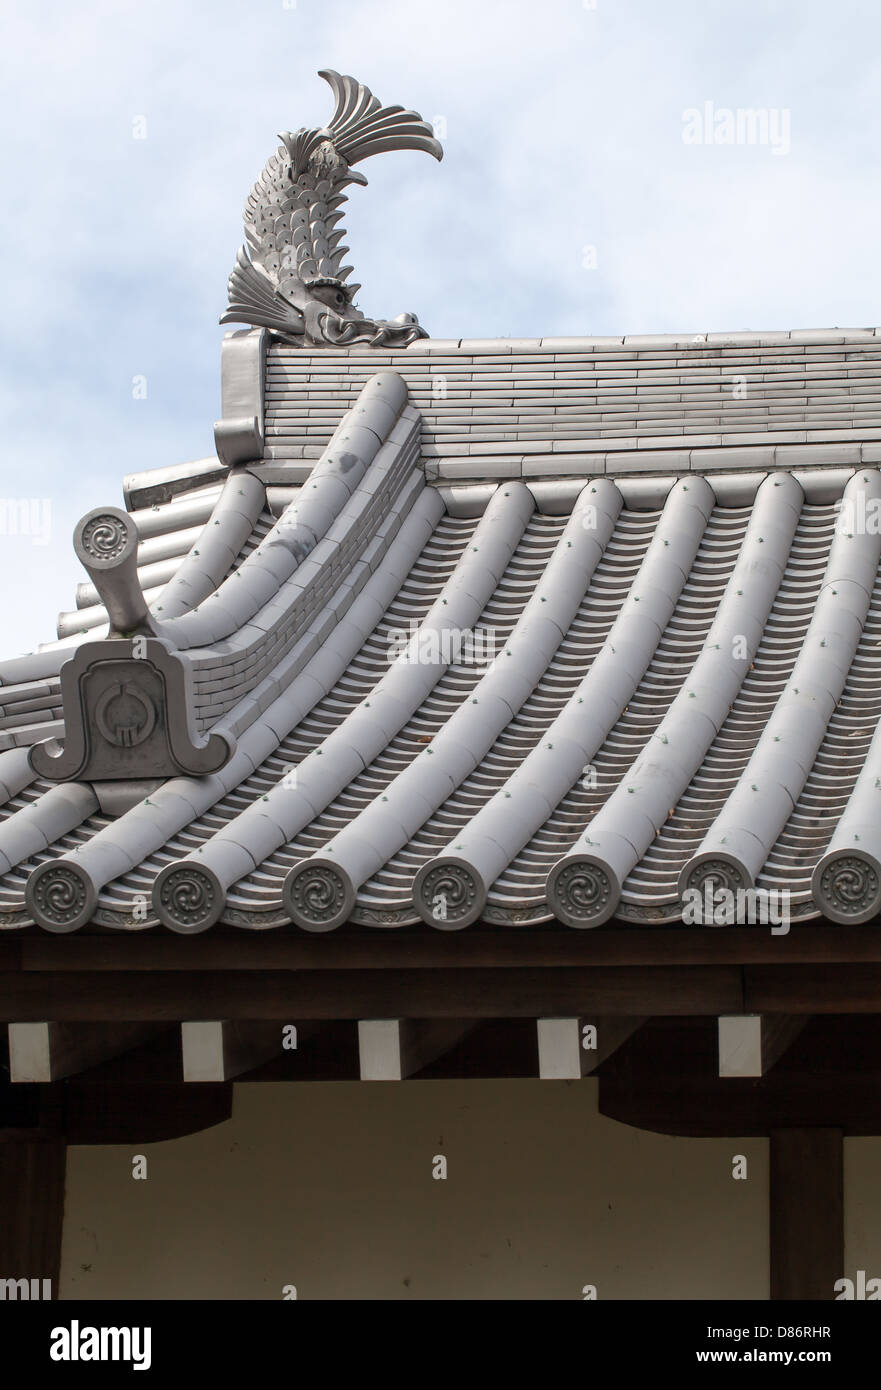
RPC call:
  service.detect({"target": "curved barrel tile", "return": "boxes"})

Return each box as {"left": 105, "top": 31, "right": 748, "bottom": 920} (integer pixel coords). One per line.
{"left": 547, "top": 472, "right": 802, "bottom": 926}
{"left": 680, "top": 469, "right": 881, "bottom": 904}
{"left": 215, "top": 470, "right": 426, "bottom": 742}
{"left": 12, "top": 379, "right": 413, "bottom": 701}
{"left": 58, "top": 488, "right": 246, "bottom": 639}
{"left": 408, "top": 477, "right": 714, "bottom": 927}
{"left": 0, "top": 747, "right": 39, "bottom": 806}
{"left": 55, "top": 608, "right": 111, "bottom": 641}
{"left": 149, "top": 472, "right": 266, "bottom": 620}
{"left": 7, "top": 784, "right": 101, "bottom": 931}
{"left": 74, "top": 527, "right": 204, "bottom": 609}
{"left": 812, "top": 544, "right": 881, "bottom": 925}
{"left": 130, "top": 488, "right": 223, "bottom": 541}
{"left": 0, "top": 649, "right": 78, "bottom": 686}
{"left": 286, "top": 479, "right": 622, "bottom": 930}
{"left": 75, "top": 560, "right": 180, "bottom": 612}
{"left": 22, "top": 487, "right": 444, "bottom": 934}
{"left": 24, "top": 492, "right": 223, "bottom": 647}
{"left": 165, "top": 373, "right": 408, "bottom": 651}
{"left": 812, "top": 765, "right": 881, "bottom": 924}
{"left": 178, "top": 416, "right": 423, "bottom": 732}
{"left": 18, "top": 339, "right": 881, "bottom": 940}
{"left": 134, "top": 523, "right": 209, "bottom": 569}
{"left": 1, "top": 783, "right": 98, "bottom": 886}
{"left": 152, "top": 484, "right": 534, "bottom": 932}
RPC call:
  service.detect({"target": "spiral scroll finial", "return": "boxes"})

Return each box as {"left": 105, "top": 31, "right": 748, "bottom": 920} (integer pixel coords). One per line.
{"left": 547, "top": 855, "right": 618, "bottom": 928}
{"left": 26, "top": 860, "right": 97, "bottom": 933}
{"left": 73, "top": 505, "right": 155, "bottom": 637}
{"left": 413, "top": 859, "right": 484, "bottom": 930}
{"left": 812, "top": 850, "right": 881, "bottom": 925}
{"left": 153, "top": 863, "right": 224, "bottom": 933}
{"left": 283, "top": 858, "right": 356, "bottom": 931}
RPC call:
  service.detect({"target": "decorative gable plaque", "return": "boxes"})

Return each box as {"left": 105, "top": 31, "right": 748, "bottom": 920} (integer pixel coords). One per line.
{"left": 29, "top": 504, "right": 235, "bottom": 784}
{"left": 29, "top": 637, "right": 234, "bottom": 782}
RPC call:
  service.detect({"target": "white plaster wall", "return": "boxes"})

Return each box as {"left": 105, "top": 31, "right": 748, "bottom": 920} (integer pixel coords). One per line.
{"left": 844, "top": 1138, "right": 881, "bottom": 1288}
{"left": 60, "top": 1079, "right": 769, "bottom": 1300}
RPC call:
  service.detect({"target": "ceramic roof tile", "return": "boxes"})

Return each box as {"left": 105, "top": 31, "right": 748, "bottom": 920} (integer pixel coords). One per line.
{"left": 5, "top": 342, "right": 881, "bottom": 932}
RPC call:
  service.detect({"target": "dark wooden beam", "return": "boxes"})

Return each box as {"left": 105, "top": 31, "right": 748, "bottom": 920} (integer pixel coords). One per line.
{"left": 8, "top": 958, "right": 881, "bottom": 1023}
{"left": 199, "top": 1018, "right": 544, "bottom": 1080}
{"left": 409, "top": 1018, "right": 540, "bottom": 1079}
{"left": 0, "top": 1139, "right": 65, "bottom": 1293}
{"left": 7, "top": 1022, "right": 167, "bottom": 1082}
{"left": 357, "top": 1020, "right": 476, "bottom": 1080}
{"left": 0, "top": 1092, "right": 65, "bottom": 1294}
{"left": 181, "top": 1021, "right": 286, "bottom": 1082}
{"left": 62, "top": 1082, "right": 233, "bottom": 1144}
{"left": 0, "top": 965, "right": 742, "bottom": 1020}
{"left": 14, "top": 921, "right": 881, "bottom": 972}
{"left": 232, "top": 1021, "right": 360, "bottom": 1082}
{"left": 745, "top": 965, "right": 881, "bottom": 1013}
{"left": 17, "top": 958, "right": 881, "bottom": 1024}
{"left": 537, "top": 1016, "right": 645, "bottom": 1077}
{"left": 717, "top": 1015, "right": 807, "bottom": 1077}
{"left": 770, "top": 1129, "right": 843, "bottom": 1301}
{"left": 599, "top": 1016, "right": 881, "bottom": 1136}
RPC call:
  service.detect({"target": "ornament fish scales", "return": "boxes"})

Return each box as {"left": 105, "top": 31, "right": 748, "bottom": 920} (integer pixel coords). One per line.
{"left": 221, "top": 69, "right": 442, "bottom": 347}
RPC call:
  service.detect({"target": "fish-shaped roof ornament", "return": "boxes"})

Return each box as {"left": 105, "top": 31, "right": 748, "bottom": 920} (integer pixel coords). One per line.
{"left": 221, "top": 69, "right": 443, "bottom": 347}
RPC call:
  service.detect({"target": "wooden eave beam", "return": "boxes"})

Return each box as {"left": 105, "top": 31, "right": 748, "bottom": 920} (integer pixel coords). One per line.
{"left": 0, "top": 965, "right": 743, "bottom": 1020}
{"left": 13, "top": 922, "right": 881, "bottom": 972}
{"left": 717, "top": 1015, "right": 808, "bottom": 1078}
{"left": 7, "top": 1022, "right": 167, "bottom": 1083}
{"left": 357, "top": 1020, "right": 476, "bottom": 1080}
{"left": 181, "top": 1021, "right": 289, "bottom": 1082}
{"left": 537, "top": 1016, "right": 645, "bottom": 1078}
{"left": 3, "top": 960, "right": 881, "bottom": 1021}
{"left": 599, "top": 1016, "right": 881, "bottom": 1137}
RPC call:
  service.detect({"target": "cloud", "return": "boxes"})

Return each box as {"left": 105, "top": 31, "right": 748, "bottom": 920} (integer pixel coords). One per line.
{"left": 0, "top": 0, "right": 880, "bottom": 654}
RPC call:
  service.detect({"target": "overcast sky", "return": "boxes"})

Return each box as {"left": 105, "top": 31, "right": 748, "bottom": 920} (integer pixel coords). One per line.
{"left": 1, "top": 0, "right": 880, "bottom": 657}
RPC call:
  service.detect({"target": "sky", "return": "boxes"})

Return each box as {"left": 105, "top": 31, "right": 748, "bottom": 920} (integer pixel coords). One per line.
{"left": 1, "top": 0, "right": 880, "bottom": 657}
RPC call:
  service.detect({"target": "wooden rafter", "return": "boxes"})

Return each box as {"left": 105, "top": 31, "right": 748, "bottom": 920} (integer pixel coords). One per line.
{"left": 7, "top": 1022, "right": 166, "bottom": 1083}
{"left": 537, "top": 1016, "right": 645, "bottom": 1078}
{"left": 357, "top": 1019, "right": 476, "bottom": 1080}
{"left": 717, "top": 1015, "right": 807, "bottom": 1078}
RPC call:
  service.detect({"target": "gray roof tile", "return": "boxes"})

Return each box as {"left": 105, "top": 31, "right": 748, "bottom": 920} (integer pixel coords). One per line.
{"left": 9, "top": 339, "right": 881, "bottom": 931}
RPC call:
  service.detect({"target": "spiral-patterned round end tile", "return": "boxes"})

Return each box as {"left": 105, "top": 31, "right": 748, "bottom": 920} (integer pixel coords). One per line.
{"left": 546, "top": 855, "right": 619, "bottom": 928}
{"left": 73, "top": 506, "right": 137, "bottom": 569}
{"left": 283, "top": 859, "right": 355, "bottom": 932}
{"left": 413, "top": 859, "right": 486, "bottom": 930}
{"left": 153, "top": 863, "right": 224, "bottom": 933}
{"left": 677, "top": 853, "right": 750, "bottom": 924}
{"left": 26, "top": 860, "right": 97, "bottom": 933}
{"left": 812, "top": 850, "right": 881, "bottom": 925}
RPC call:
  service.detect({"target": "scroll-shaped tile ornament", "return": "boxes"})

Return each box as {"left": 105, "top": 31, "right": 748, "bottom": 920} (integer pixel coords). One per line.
{"left": 28, "top": 506, "right": 235, "bottom": 782}
{"left": 221, "top": 68, "right": 443, "bottom": 347}
{"left": 29, "top": 636, "right": 234, "bottom": 781}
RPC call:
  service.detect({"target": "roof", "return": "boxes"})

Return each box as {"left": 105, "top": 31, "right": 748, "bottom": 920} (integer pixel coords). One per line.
{"left": 268, "top": 328, "right": 881, "bottom": 484}
{"left": 3, "top": 328, "right": 881, "bottom": 934}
